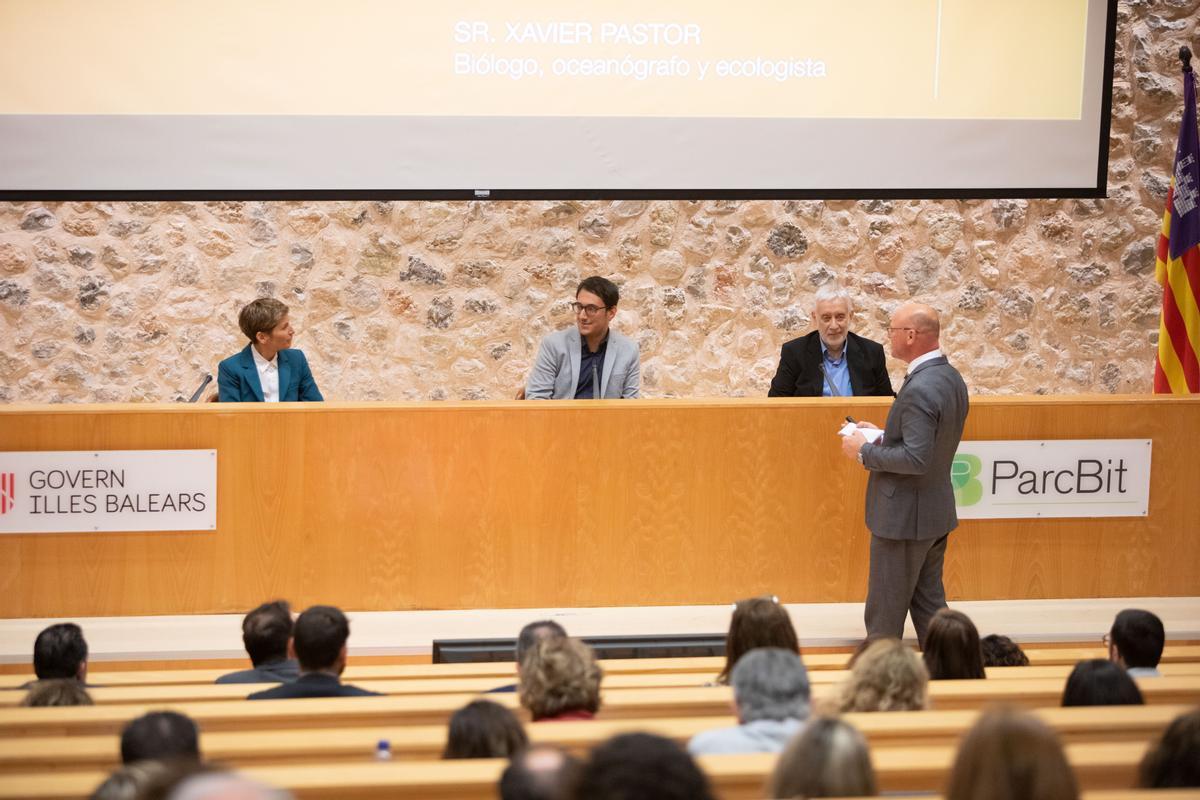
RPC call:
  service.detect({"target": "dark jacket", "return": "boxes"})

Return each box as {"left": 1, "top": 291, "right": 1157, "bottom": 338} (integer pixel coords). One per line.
{"left": 768, "top": 330, "right": 894, "bottom": 397}
{"left": 215, "top": 658, "right": 300, "bottom": 685}
{"left": 246, "top": 672, "right": 380, "bottom": 700}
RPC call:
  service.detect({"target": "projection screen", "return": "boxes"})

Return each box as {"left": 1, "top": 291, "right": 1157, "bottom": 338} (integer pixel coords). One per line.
{"left": 0, "top": 0, "right": 1117, "bottom": 198}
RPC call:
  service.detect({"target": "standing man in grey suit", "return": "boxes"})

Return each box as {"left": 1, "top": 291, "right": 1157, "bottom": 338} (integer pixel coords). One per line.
{"left": 840, "top": 302, "right": 968, "bottom": 646}
{"left": 525, "top": 276, "right": 640, "bottom": 400}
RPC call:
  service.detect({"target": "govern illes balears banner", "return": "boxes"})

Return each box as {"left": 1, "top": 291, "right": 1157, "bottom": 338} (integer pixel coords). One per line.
{"left": 951, "top": 440, "right": 1151, "bottom": 520}
{"left": 0, "top": 450, "right": 216, "bottom": 533}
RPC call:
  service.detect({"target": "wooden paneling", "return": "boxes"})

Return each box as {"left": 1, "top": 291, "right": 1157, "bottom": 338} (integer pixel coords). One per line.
{"left": 0, "top": 396, "right": 1196, "bottom": 617}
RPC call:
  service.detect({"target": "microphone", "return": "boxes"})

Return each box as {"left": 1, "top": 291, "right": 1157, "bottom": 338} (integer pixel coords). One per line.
{"left": 593, "top": 363, "right": 600, "bottom": 399}
{"left": 187, "top": 373, "right": 213, "bottom": 403}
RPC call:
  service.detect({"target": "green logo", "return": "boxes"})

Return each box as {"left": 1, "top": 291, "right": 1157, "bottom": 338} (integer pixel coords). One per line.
{"left": 952, "top": 454, "right": 983, "bottom": 506}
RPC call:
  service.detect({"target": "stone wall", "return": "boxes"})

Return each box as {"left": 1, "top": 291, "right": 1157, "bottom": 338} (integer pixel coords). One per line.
{"left": 1, "top": 0, "right": 1196, "bottom": 404}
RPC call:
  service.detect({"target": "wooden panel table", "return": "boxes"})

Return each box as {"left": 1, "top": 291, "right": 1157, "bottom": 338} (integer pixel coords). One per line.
{"left": 0, "top": 676, "right": 1196, "bottom": 739}
{"left": 0, "top": 704, "right": 1188, "bottom": 776}
{"left": 5, "top": 662, "right": 1200, "bottom": 708}
{"left": 0, "top": 742, "right": 1161, "bottom": 799}
{"left": 6, "top": 645, "right": 1200, "bottom": 691}
{"left": 1, "top": 396, "right": 1197, "bottom": 617}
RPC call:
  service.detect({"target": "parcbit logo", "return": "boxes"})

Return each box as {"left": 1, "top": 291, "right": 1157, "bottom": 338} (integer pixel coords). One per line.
{"left": 952, "top": 454, "right": 983, "bottom": 506}
{"left": 0, "top": 473, "right": 14, "bottom": 515}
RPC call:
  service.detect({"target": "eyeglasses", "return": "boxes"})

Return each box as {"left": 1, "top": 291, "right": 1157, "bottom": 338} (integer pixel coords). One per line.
{"left": 570, "top": 302, "right": 610, "bottom": 316}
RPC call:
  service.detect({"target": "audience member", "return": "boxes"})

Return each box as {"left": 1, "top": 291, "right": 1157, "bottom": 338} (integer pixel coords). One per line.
{"left": 31, "top": 621, "right": 88, "bottom": 684}
{"left": 981, "top": 634, "right": 1029, "bottom": 667}
{"left": 945, "top": 707, "right": 1079, "bottom": 800}
{"left": 168, "top": 773, "right": 294, "bottom": 800}
{"left": 90, "top": 761, "right": 173, "bottom": 800}
{"left": 1061, "top": 659, "right": 1144, "bottom": 706}
{"left": 519, "top": 636, "right": 602, "bottom": 722}
{"left": 922, "top": 608, "right": 985, "bottom": 680}
{"left": 688, "top": 648, "right": 810, "bottom": 755}
{"left": 767, "top": 717, "right": 878, "bottom": 798}
{"left": 247, "top": 605, "right": 380, "bottom": 699}
{"left": 490, "top": 619, "right": 568, "bottom": 694}
{"left": 21, "top": 677, "right": 93, "bottom": 706}
{"left": 442, "top": 699, "right": 528, "bottom": 759}
{"left": 717, "top": 595, "right": 800, "bottom": 685}
{"left": 838, "top": 638, "right": 928, "bottom": 712}
{"left": 1107, "top": 608, "right": 1165, "bottom": 677}
{"left": 499, "top": 745, "right": 583, "bottom": 800}
{"left": 575, "top": 732, "right": 715, "bottom": 800}
{"left": 120, "top": 711, "right": 201, "bottom": 766}
{"left": 1139, "top": 707, "right": 1200, "bottom": 788}
{"left": 216, "top": 601, "right": 298, "bottom": 685}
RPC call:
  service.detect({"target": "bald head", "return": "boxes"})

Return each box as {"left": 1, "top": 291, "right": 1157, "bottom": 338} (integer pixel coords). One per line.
{"left": 888, "top": 303, "right": 942, "bottom": 362}
{"left": 500, "top": 745, "right": 582, "bottom": 800}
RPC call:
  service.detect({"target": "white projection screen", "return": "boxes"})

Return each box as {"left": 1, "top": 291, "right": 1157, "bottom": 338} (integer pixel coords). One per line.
{"left": 0, "top": 0, "right": 1116, "bottom": 199}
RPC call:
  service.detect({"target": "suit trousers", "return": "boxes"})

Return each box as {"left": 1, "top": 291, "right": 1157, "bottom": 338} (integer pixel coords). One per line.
{"left": 865, "top": 533, "right": 949, "bottom": 647}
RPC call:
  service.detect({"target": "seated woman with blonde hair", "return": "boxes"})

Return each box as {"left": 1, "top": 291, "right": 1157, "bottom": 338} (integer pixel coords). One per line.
{"left": 519, "top": 636, "right": 603, "bottom": 722}
{"left": 838, "top": 638, "right": 929, "bottom": 712}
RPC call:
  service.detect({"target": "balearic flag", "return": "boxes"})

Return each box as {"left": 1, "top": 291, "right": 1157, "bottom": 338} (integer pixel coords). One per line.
{"left": 1154, "top": 48, "right": 1200, "bottom": 394}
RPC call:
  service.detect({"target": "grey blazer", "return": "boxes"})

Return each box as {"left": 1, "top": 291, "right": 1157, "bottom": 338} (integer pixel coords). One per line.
{"left": 525, "top": 327, "right": 640, "bottom": 400}
{"left": 862, "top": 355, "right": 968, "bottom": 540}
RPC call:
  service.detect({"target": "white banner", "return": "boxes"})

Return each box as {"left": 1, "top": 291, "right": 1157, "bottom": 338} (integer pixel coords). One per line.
{"left": 953, "top": 439, "right": 1151, "bottom": 519}
{"left": 0, "top": 450, "right": 216, "bottom": 534}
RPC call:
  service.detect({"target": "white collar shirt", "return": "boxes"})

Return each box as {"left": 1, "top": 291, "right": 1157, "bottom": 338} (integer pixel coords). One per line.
{"left": 906, "top": 348, "right": 943, "bottom": 376}
{"left": 251, "top": 346, "right": 280, "bottom": 402}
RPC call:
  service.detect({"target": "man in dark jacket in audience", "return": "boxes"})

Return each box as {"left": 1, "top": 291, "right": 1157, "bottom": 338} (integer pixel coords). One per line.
{"left": 216, "top": 600, "right": 299, "bottom": 685}
{"left": 17, "top": 622, "right": 90, "bottom": 690}
{"left": 247, "top": 605, "right": 380, "bottom": 699}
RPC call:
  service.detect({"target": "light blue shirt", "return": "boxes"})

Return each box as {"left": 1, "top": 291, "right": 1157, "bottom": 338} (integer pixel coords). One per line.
{"left": 820, "top": 340, "right": 853, "bottom": 398}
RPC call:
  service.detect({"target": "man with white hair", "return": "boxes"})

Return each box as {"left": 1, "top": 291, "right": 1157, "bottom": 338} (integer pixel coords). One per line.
{"left": 769, "top": 285, "right": 893, "bottom": 398}
{"left": 686, "top": 648, "right": 811, "bottom": 755}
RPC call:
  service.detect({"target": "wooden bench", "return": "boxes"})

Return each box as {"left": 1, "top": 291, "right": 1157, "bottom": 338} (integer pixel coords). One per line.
{"left": 0, "top": 741, "right": 1160, "bottom": 799}
{"left": 4, "top": 645, "right": 1196, "bottom": 690}
{"left": 0, "top": 676, "right": 1195, "bottom": 739}
{"left": 0, "top": 704, "right": 1188, "bottom": 776}
{"left": 11, "top": 663, "right": 1197, "bottom": 708}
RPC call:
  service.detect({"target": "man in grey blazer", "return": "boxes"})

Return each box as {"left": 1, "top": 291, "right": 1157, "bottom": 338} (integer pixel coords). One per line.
{"left": 841, "top": 302, "right": 968, "bottom": 646}
{"left": 525, "top": 276, "right": 640, "bottom": 400}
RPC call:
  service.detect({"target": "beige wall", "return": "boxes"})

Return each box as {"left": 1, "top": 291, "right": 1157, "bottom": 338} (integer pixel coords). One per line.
{"left": 0, "top": 0, "right": 1195, "bottom": 403}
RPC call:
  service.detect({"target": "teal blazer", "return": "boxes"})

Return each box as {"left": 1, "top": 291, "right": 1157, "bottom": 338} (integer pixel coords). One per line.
{"left": 217, "top": 345, "right": 323, "bottom": 402}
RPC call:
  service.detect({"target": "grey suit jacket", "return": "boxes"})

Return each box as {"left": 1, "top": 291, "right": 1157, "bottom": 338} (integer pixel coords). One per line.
{"left": 862, "top": 355, "right": 968, "bottom": 540}
{"left": 525, "top": 327, "right": 640, "bottom": 399}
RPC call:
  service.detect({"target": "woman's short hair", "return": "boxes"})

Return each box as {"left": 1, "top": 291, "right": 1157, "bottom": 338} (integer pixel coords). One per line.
{"left": 1139, "top": 707, "right": 1200, "bottom": 788}
{"left": 981, "top": 634, "right": 1029, "bottom": 667}
{"left": 768, "top": 717, "right": 877, "bottom": 798}
{"left": 946, "top": 707, "right": 1079, "bottom": 800}
{"left": 838, "top": 638, "right": 928, "bottom": 712}
{"left": 923, "top": 608, "right": 986, "bottom": 680}
{"left": 1060, "top": 659, "right": 1144, "bottom": 707}
{"left": 718, "top": 596, "right": 800, "bottom": 685}
{"left": 443, "top": 699, "right": 528, "bottom": 759}
{"left": 238, "top": 298, "right": 288, "bottom": 343}
{"left": 21, "top": 678, "right": 93, "bottom": 707}
{"left": 519, "top": 636, "right": 602, "bottom": 721}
